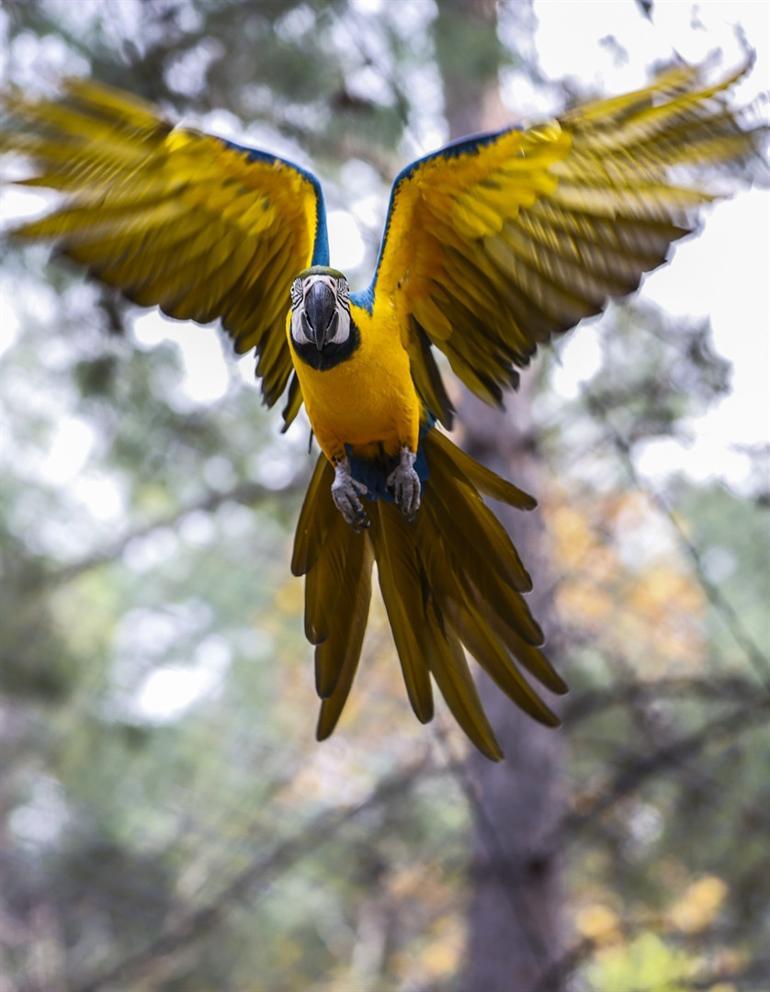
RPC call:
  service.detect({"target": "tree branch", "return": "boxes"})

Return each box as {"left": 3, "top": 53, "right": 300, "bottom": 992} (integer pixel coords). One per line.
{"left": 429, "top": 695, "right": 770, "bottom": 923}
{"left": 550, "top": 694, "right": 770, "bottom": 848}
{"left": 582, "top": 386, "right": 770, "bottom": 685}
{"left": 563, "top": 674, "right": 759, "bottom": 724}
{"left": 43, "top": 476, "right": 304, "bottom": 588}
{"left": 54, "top": 756, "right": 433, "bottom": 992}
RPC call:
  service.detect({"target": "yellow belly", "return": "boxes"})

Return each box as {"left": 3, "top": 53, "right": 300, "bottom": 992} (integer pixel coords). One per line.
{"left": 288, "top": 302, "right": 420, "bottom": 460}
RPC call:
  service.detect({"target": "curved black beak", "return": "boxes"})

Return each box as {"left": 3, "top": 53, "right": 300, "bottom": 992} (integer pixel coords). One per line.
{"left": 305, "top": 282, "right": 337, "bottom": 351}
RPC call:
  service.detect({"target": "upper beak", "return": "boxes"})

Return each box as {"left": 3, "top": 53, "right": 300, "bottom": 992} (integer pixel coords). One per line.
{"left": 305, "top": 282, "right": 337, "bottom": 351}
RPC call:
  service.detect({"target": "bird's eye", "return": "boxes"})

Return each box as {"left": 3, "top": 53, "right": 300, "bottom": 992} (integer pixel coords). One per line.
{"left": 290, "top": 278, "right": 302, "bottom": 307}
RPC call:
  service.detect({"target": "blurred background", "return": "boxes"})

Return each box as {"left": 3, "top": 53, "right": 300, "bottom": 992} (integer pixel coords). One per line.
{"left": 0, "top": 1, "right": 768, "bottom": 990}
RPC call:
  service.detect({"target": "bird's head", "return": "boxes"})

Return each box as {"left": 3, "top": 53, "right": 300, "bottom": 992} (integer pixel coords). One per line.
{"left": 289, "top": 266, "right": 352, "bottom": 362}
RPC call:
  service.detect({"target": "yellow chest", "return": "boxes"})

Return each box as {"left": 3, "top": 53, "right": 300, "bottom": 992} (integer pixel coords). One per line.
{"left": 287, "top": 302, "right": 419, "bottom": 455}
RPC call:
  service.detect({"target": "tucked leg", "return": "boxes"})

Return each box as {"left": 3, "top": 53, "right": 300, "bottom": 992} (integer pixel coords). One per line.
{"left": 331, "top": 455, "right": 370, "bottom": 531}
{"left": 387, "top": 447, "right": 421, "bottom": 520}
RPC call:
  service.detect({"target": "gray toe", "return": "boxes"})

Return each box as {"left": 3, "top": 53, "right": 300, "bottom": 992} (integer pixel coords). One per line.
{"left": 332, "top": 476, "right": 370, "bottom": 530}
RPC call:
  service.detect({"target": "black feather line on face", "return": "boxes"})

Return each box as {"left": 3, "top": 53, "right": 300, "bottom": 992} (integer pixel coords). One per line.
{"left": 291, "top": 315, "right": 361, "bottom": 371}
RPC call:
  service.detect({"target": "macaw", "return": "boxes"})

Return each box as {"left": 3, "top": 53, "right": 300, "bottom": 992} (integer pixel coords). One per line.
{"left": 1, "top": 64, "right": 762, "bottom": 759}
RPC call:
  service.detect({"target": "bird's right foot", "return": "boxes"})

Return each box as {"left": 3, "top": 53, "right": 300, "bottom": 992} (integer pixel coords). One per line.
{"left": 331, "top": 456, "right": 370, "bottom": 531}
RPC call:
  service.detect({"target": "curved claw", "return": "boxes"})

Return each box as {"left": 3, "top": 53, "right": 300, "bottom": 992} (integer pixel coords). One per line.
{"left": 387, "top": 448, "right": 421, "bottom": 521}
{"left": 331, "top": 457, "right": 370, "bottom": 531}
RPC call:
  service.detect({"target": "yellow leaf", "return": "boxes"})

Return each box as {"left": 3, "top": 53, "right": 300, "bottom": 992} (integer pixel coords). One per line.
{"left": 669, "top": 875, "right": 728, "bottom": 933}
{"left": 575, "top": 903, "right": 621, "bottom": 945}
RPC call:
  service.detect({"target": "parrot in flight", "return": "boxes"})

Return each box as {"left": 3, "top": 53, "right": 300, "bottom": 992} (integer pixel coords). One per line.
{"left": 1, "top": 63, "right": 763, "bottom": 759}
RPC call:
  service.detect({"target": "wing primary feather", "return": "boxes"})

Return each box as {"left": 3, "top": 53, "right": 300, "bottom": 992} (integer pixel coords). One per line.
{"left": 364, "top": 61, "right": 761, "bottom": 405}
{"left": 1, "top": 79, "right": 324, "bottom": 417}
{"left": 406, "top": 318, "right": 455, "bottom": 428}
{"left": 281, "top": 373, "right": 303, "bottom": 432}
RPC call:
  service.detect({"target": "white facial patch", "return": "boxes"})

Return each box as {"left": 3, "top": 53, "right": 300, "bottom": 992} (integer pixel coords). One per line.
{"left": 290, "top": 274, "right": 351, "bottom": 348}
{"left": 290, "top": 304, "right": 313, "bottom": 346}
{"left": 327, "top": 303, "right": 351, "bottom": 346}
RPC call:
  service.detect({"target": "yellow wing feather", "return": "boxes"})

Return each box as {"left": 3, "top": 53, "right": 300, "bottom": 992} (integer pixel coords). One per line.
{"left": 367, "top": 60, "right": 765, "bottom": 419}
{"left": 0, "top": 78, "right": 327, "bottom": 412}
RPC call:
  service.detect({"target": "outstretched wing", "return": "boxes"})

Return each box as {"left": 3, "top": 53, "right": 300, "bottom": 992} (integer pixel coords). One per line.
{"left": 361, "top": 62, "right": 764, "bottom": 424}
{"left": 0, "top": 78, "right": 330, "bottom": 419}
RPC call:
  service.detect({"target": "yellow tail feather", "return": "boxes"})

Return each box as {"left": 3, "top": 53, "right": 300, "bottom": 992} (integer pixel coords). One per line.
{"left": 292, "top": 430, "right": 567, "bottom": 760}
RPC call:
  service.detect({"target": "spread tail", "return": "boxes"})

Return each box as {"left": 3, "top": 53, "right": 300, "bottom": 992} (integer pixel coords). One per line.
{"left": 291, "top": 429, "right": 567, "bottom": 760}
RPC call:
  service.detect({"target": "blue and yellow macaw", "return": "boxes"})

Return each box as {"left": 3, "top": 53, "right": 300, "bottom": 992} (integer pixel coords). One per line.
{"left": 1, "top": 64, "right": 762, "bottom": 758}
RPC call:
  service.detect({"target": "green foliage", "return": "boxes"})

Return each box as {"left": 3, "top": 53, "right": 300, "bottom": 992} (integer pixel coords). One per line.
{"left": 587, "top": 933, "right": 690, "bottom": 992}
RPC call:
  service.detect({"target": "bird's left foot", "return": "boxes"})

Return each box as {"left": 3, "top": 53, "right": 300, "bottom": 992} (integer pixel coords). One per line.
{"left": 387, "top": 448, "right": 421, "bottom": 521}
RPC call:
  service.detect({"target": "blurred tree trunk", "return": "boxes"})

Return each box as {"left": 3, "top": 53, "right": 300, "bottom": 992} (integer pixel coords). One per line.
{"left": 434, "top": 2, "right": 568, "bottom": 989}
